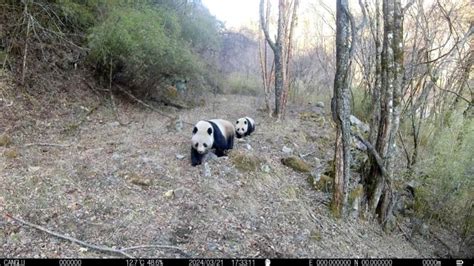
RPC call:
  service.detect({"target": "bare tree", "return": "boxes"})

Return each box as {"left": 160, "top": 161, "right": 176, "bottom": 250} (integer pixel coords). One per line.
{"left": 258, "top": 0, "right": 274, "bottom": 116}
{"left": 360, "top": 0, "right": 405, "bottom": 229}
{"left": 259, "top": 0, "right": 299, "bottom": 119}
{"left": 331, "top": 0, "right": 352, "bottom": 216}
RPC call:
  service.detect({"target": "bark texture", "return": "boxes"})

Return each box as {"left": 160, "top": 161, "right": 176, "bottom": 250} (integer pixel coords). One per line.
{"left": 259, "top": 0, "right": 298, "bottom": 119}
{"left": 332, "top": 0, "right": 352, "bottom": 217}
{"left": 365, "top": 0, "right": 404, "bottom": 229}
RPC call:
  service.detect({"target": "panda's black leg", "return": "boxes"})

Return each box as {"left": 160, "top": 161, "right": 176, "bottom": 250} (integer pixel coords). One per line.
{"left": 215, "top": 149, "right": 225, "bottom": 157}
{"left": 229, "top": 135, "right": 234, "bottom": 149}
{"left": 191, "top": 148, "right": 203, "bottom": 166}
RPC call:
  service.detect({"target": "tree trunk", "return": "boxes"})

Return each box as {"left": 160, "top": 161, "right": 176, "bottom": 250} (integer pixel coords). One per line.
{"left": 332, "top": 0, "right": 352, "bottom": 217}
{"left": 258, "top": 0, "right": 273, "bottom": 116}
{"left": 281, "top": 0, "right": 299, "bottom": 118}
{"left": 365, "top": 0, "right": 404, "bottom": 230}
{"left": 259, "top": 0, "right": 298, "bottom": 120}
{"left": 368, "top": 0, "right": 382, "bottom": 146}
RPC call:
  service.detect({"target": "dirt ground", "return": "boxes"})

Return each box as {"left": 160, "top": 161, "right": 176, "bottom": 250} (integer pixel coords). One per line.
{"left": 0, "top": 70, "right": 444, "bottom": 258}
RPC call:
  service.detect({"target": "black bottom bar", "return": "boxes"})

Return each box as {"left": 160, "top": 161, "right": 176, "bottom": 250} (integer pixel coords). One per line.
{"left": 1, "top": 258, "right": 473, "bottom": 266}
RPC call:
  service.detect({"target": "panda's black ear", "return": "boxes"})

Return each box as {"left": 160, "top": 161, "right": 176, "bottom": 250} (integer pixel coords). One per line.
{"left": 192, "top": 127, "right": 198, "bottom": 134}
{"left": 244, "top": 120, "right": 247, "bottom": 124}
{"left": 207, "top": 127, "right": 213, "bottom": 135}
{"left": 236, "top": 120, "right": 239, "bottom": 124}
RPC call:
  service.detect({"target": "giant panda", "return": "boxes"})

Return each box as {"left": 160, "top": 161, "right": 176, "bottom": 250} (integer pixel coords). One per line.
{"left": 191, "top": 119, "right": 235, "bottom": 166}
{"left": 235, "top": 116, "right": 255, "bottom": 138}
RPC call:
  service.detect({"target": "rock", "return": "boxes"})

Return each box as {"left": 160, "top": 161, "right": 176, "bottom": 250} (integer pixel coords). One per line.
{"left": 309, "top": 174, "right": 333, "bottom": 192}
{"left": 261, "top": 164, "right": 271, "bottom": 173}
{"left": 108, "top": 121, "right": 120, "bottom": 127}
{"left": 406, "top": 180, "right": 418, "bottom": 195}
{"left": 420, "top": 223, "right": 429, "bottom": 236}
{"left": 310, "top": 168, "right": 320, "bottom": 180}
{"left": 28, "top": 166, "right": 40, "bottom": 173}
{"left": 203, "top": 152, "right": 218, "bottom": 162}
{"left": 282, "top": 146, "right": 293, "bottom": 154}
{"left": 175, "top": 116, "right": 184, "bottom": 132}
{"left": 203, "top": 162, "right": 211, "bottom": 177}
{"left": 315, "top": 101, "right": 325, "bottom": 108}
{"left": 126, "top": 173, "right": 151, "bottom": 186}
{"left": 164, "top": 190, "right": 175, "bottom": 199}
{"left": 313, "top": 157, "right": 321, "bottom": 168}
{"left": 246, "top": 143, "right": 252, "bottom": 150}
{"left": 230, "top": 150, "right": 263, "bottom": 172}
{"left": 176, "top": 154, "right": 185, "bottom": 160}
{"left": 281, "top": 156, "right": 311, "bottom": 173}
{"left": 310, "top": 229, "right": 322, "bottom": 241}
{"left": 349, "top": 115, "right": 370, "bottom": 133}
{"left": 0, "top": 134, "right": 11, "bottom": 147}
{"left": 111, "top": 153, "right": 122, "bottom": 161}
{"left": 3, "top": 148, "right": 18, "bottom": 159}
{"left": 348, "top": 185, "right": 363, "bottom": 212}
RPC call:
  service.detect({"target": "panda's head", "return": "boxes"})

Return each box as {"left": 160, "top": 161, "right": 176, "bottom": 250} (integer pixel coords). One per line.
{"left": 191, "top": 121, "right": 214, "bottom": 154}
{"left": 235, "top": 118, "right": 249, "bottom": 137}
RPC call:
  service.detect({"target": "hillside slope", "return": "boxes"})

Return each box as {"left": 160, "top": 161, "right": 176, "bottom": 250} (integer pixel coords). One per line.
{"left": 0, "top": 71, "right": 440, "bottom": 258}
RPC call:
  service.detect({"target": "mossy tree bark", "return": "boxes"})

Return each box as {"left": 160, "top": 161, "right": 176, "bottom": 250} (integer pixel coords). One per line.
{"left": 332, "top": 0, "right": 352, "bottom": 217}
{"left": 364, "top": 0, "right": 404, "bottom": 230}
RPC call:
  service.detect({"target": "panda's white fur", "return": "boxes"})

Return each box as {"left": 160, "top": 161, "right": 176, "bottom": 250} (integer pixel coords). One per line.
{"left": 235, "top": 116, "right": 255, "bottom": 138}
{"left": 191, "top": 119, "right": 235, "bottom": 166}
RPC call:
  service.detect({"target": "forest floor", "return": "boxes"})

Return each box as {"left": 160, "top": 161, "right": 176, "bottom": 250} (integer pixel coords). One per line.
{"left": 0, "top": 69, "right": 452, "bottom": 258}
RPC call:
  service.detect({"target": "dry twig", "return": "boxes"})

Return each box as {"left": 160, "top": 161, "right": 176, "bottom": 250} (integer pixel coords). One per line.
{"left": 5, "top": 213, "right": 134, "bottom": 258}
{"left": 24, "top": 143, "right": 73, "bottom": 148}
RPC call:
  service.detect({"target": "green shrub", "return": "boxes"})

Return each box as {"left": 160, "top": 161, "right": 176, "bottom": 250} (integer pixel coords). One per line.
{"left": 88, "top": 6, "right": 201, "bottom": 91}
{"left": 55, "top": 0, "right": 98, "bottom": 30}
{"left": 413, "top": 113, "right": 474, "bottom": 235}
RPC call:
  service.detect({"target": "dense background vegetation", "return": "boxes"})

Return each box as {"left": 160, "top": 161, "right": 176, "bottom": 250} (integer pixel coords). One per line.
{"left": 2, "top": 0, "right": 224, "bottom": 97}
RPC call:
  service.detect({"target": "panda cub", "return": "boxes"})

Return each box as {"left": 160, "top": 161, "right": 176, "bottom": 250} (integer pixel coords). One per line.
{"left": 235, "top": 116, "right": 255, "bottom": 138}
{"left": 191, "top": 119, "right": 235, "bottom": 166}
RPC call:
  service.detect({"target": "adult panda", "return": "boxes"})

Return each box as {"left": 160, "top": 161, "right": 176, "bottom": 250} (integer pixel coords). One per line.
{"left": 235, "top": 116, "right": 255, "bottom": 138}
{"left": 191, "top": 119, "right": 235, "bottom": 166}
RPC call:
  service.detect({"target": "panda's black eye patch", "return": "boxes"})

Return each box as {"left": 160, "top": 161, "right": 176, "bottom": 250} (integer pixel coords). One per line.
{"left": 203, "top": 143, "right": 208, "bottom": 148}
{"left": 195, "top": 143, "right": 198, "bottom": 147}
{"left": 207, "top": 127, "right": 213, "bottom": 135}
{"left": 236, "top": 121, "right": 239, "bottom": 124}
{"left": 244, "top": 121, "right": 247, "bottom": 124}
{"left": 192, "top": 127, "right": 198, "bottom": 134}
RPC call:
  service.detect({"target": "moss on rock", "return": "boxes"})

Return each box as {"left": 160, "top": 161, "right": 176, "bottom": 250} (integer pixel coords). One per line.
{"left": 281, "top": 156, "right": 311, "bottom": 173}
{"left": 0, "top": 134, "right": 12, "bottom": 147}
{"left": 230, "top": 150, "right": 263, "bottom": 172}
{"left": 314, "top": 174, "right": 333, "bottom": 192}
{"left": 3, "top": 148, "right": 18, "bottom": 159}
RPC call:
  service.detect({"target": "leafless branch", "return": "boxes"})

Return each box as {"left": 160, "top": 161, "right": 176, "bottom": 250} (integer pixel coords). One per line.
{"left": 121, "top": 245, "right": 184, "bottom": 252}
{"left": 402, "top": 0, "right": 415, "bottom": 13}
{"left": 259, "top": 0, "right": 276, "bottom": 51}
{"left": 5, "top": 213, "right": 134, "bottom": 258}
{"left": 24, "top": 143, "right": 73, "bottom": 148}
{"left": 352, "top": 133, "right": 388, "bottom": 178}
